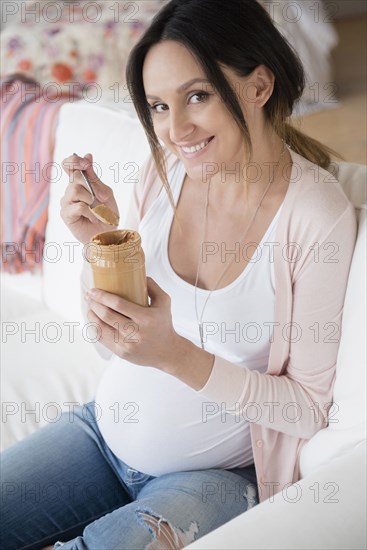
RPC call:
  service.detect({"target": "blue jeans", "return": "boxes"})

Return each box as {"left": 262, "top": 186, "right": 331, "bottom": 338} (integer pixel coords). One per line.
{"left": 1, "top": 402, "right": 259, "bottom": 550}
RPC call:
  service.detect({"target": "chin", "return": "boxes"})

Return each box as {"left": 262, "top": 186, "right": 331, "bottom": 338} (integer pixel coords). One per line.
{"left": 184, "top": 163, "right": 214, "bottom": 183}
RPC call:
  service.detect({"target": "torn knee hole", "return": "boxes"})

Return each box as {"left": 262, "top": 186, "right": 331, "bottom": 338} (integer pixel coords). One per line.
{"left": 243, "top": 482, "right": 258, "bottom": 509}
{"left": 135, "top": 508, "right": 199, "bottom": 550}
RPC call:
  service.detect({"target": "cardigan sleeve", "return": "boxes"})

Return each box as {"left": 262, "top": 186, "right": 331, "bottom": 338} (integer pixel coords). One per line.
{"left": 197, "top": 199, "right": 358, "bottom": 440}
{"left": 123, "top": 147, "right": 178, "bottom": 230}
{"left": 123, "top": 154, "right": 154, "bottom": 230}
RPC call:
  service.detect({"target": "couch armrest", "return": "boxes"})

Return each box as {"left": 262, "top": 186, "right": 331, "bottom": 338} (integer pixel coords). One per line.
{"left": 184, "top": 440, "right": 366, "bottom": 550}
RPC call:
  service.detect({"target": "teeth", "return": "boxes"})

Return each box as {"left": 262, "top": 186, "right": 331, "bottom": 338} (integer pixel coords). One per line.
{"left": 182, "top": 138, "right": 211, "bottom": 153}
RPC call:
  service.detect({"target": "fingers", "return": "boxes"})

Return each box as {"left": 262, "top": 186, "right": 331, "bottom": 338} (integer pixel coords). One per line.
{"left": 61, "top": 154, "right": 93, "bottom": 203}
{"left": 86, "top": 302, "right": 138, "bottom": 353}
{"left": 60, "top": 181, "right": 94, "bottom": 207}
{"left": 85, "top": 288, "right": 141, "bottom": 319}
{"left": 60, "top": 200, "right": 100, "bottom": 226}
{"left": 86, "top": 307, "right": 117, "bottom": 351}
{"left": 62, "top": 153, "right": 112, "bottom": 204}
{"left": 61, "top": 153, "right": 89, "bottom": 178}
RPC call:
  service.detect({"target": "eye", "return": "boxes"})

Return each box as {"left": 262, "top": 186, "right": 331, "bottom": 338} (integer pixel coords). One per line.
{"left": 189, "top": 91, "right": 210, "bottom": 104}
{"left": 149, "top": 103, "right": 168, "bottom": 114}
{"left": 148, "top": 91, "right": 210, "bottom": 114}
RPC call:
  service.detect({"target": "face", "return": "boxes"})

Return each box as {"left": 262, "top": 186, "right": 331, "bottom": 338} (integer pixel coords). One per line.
{"left": 143, "top": 40, "right": 258, "bottom": 182}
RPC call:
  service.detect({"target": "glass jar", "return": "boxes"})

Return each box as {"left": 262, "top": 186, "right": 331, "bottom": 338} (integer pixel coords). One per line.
{"left": 87, "top": 229, "right": 149, "bottom": 307}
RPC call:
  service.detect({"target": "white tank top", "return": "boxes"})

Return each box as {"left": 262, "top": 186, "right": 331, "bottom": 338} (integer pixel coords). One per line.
{"left": 96, "top": 159, "right": 284, "bottom": 476}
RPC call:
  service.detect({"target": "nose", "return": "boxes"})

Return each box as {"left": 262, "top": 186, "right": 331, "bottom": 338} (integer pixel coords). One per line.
{"left": 168, "top": 107, "right": 195, "bottom": 144}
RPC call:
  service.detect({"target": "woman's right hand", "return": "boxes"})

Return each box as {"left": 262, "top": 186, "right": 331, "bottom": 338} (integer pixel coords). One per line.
{"left": 60, "top": 153, "right": 119, "bottom": 245}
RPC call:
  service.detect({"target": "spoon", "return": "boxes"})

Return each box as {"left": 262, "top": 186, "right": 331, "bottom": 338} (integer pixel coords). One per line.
{"left": 74, "top": 154, "right": 119, "bottom": 226}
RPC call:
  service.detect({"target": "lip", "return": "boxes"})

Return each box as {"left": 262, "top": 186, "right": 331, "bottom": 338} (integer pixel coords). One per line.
{"left": 179, "top": 137, "right": 215, "bottom": 159}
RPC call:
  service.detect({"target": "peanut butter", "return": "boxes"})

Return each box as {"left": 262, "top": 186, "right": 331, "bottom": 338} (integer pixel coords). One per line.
{"left": 90, "top": 204, "right": 120, "bottom": 226}
{"left": 88, "top": 229, "right": 149, "bottom": 307}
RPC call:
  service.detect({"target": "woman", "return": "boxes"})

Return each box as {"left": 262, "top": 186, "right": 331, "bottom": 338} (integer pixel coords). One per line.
{"left": 1, "top": 1, "right": 357, "bottom": 549}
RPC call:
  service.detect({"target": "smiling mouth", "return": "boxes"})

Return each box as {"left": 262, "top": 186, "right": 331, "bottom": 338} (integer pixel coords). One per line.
{"left": 181, "top": 137, "right": 214, "bottom": 154}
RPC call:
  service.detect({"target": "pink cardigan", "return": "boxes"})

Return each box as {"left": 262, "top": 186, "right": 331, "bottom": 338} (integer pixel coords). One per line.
{"left": 123, "top": 146, "right": 357, "bottom": 502}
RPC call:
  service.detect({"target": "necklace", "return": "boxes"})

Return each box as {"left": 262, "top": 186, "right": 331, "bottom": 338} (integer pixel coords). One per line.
{"left": 194, "top": 142, "right": 287, "bottom": 350}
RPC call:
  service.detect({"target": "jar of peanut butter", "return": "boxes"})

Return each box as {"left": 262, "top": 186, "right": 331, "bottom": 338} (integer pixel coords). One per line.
{"left": 87, "top": 229, "right": 149, "bottom": 307}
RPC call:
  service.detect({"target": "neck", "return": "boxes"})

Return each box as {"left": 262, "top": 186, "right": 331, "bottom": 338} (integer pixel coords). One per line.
{"left": 208, "top": 133, "right": 289, "bottom": 210}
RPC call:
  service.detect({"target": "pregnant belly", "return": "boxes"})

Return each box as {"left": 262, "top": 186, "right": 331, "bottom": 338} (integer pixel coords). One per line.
{"left": 95, "top": 358, "right": 253, "bottom": 476}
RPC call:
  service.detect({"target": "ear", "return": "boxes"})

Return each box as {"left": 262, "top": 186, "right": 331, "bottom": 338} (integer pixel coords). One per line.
{"left": 246, "top": 64, "right": 275, "bottom": 108}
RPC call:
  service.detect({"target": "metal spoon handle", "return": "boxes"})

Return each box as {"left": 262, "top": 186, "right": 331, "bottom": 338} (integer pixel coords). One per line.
{"left": 80, "top": 170, "right": 96, "bottom": 201}
{"left": 73, "top": 153, "right": 96, "bottom": 200}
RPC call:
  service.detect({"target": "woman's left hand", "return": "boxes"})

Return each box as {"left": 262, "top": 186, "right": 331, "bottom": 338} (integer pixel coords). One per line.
{"left": 85, "top": 277, "right": 180, "bottom": 369}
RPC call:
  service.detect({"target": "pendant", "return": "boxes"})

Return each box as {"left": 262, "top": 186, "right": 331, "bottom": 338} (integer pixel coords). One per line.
{"left": 199, "top": 323, "right": 205, "bottom": 350}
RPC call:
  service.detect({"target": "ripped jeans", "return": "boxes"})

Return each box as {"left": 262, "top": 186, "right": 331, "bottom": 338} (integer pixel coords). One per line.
{"left": 1, "top": 402, "right": 259, "bottom": 550}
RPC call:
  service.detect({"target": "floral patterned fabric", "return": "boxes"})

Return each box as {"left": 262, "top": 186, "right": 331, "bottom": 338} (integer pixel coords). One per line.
{"left": 1, "top": 1, "right": 167, "bottom": 99}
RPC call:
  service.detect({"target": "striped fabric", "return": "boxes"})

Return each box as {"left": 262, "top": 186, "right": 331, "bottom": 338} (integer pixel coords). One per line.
{"left": 1, "top": 75, "right": 80, "bottom": 273}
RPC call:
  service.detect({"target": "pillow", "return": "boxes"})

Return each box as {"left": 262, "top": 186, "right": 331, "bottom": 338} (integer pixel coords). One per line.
{"left": 43, "top": 100, "right": 150, "bottom": 324}
{"left": 300, "top": 202, "right": 366, "bottom": 476}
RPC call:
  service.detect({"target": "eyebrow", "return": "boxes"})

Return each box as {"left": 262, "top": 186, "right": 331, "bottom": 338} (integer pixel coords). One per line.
{"left": 146, "top": 78, "right": 211, "bottom": 100}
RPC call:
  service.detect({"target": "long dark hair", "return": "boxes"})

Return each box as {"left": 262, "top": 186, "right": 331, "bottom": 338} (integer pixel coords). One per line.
{"left": 126, "top": 0, "right": 338, "bottom": 217}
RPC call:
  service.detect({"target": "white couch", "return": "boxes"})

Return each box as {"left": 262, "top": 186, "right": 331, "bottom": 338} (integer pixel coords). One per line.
{"left": 1, "top": 100, "right": 366, "bottom": 549}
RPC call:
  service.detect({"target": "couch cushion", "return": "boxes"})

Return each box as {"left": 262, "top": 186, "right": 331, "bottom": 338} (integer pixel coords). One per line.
{"left": 185, "top": 440, "right": 367, "bottom": 550}
{"left": 334, "top": 161, "right": 367, "bottom": 208}
{"left": 300, "top": 202, "right": 366, "bottom": 476}
{"left": 1, "top": 271, "right": 44, "bottom": 312}
{"left": 43, "top": 100, "right": 150, "bottom": 324}
{"left": 0, "top": 301, "right": 109, "bottom": 451}
{"left": 1, "top": 283, "right": 45, "bottom": 322}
